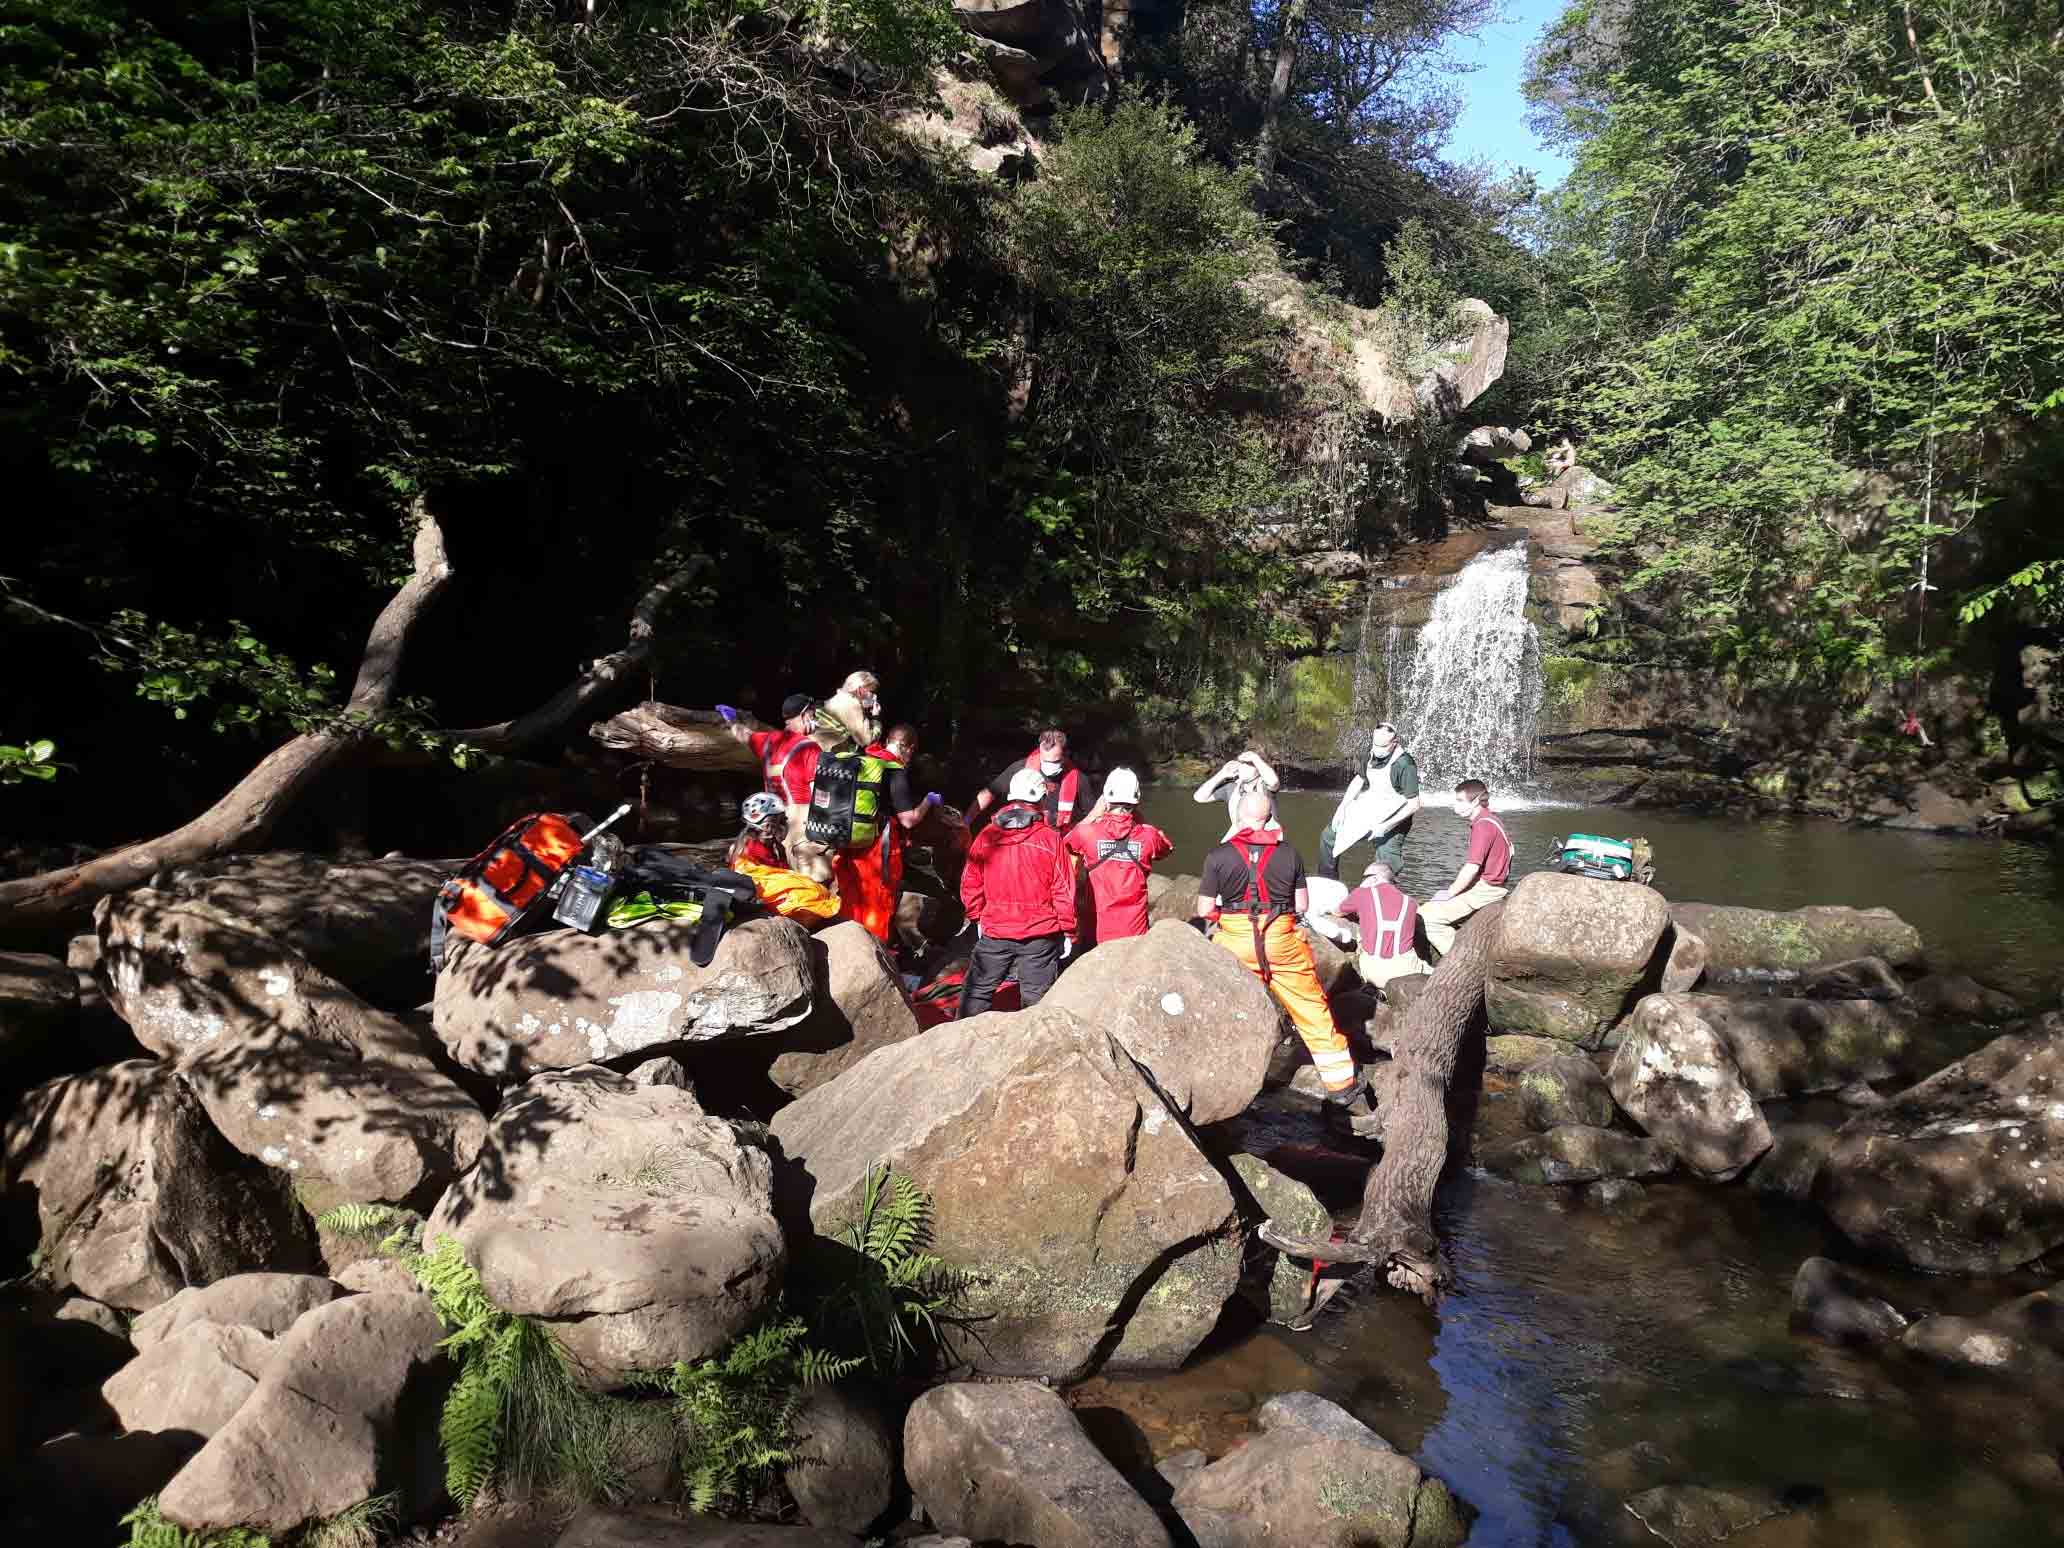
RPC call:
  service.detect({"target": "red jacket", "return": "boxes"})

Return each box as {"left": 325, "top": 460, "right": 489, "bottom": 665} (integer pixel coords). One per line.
{"left": 1065, "top": 810, "right": 1172, "bottom": 942}
{"left": 961, "top": 804, "right": 1077, "bottom": 940}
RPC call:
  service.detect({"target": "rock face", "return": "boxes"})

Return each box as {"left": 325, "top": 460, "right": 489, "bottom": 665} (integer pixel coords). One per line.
{"left": 428, "top": 1067, "right": 784, "bottom": 1388}
{"left": 1486, "top": 874, "right": 1670, "bottom": 1044}
{"left": 1040, "top": 919, "right": 1282, "bottom": 1123}
{"left": 1517, "top": 1054, "right": 1618, "bottom": 1131}
{"left": 158, "top": 1292, "right": 449, "bottom": 1533}
{"left": 153, "top": 850, "right": 449, "bottom": 1006}
{"left": 1658, "top": 921, "right": 1709, "bottom": 994}
{"left": 1606, "top": 997, "right": 1771, "bottom": 1180}
{"left": 1229, "top": 1154, "right": 1332, "bottom": 1325}
{"left": 770, "top": 1006, "right": 1239, "bottom": 1379}
{"left": 1817, "top": 1016, "right": 2064, "bottom": 1273}
{"left": 1170, "top": 1392, "right": 1469, "bottom": 1548}
{"left": 903, "top": 1381, "right": 1171, "bottom": 1548}
{"left": 435, "top": 914, "right": 813, "bottom": 1076}
{"left": 1676, "top": 993, "right": 1914, "bottom": 1096}
{"left": 2, "top": 1061, "right": 314, "bottom": 1311}
{"left": 1478, "top": 1125, "right": 1674, "bottom": 1185}
{"left": 1669, "top": 902, "right": 1923, "bottom": 978}
{"left": 131, "top": 1273, "right": 344, "bottom": 1352}
{"left": 785, "top": 1384, "right": 896, "bottom": 1536}
{"left": 102, "top": 1321, "right": 278, "bottom": 1437}
{"left": 763, "top": 922, "right": 921, "bottom": 1099}
{"left": 1790, "top": 1257, "right": 1908, "bottom": 1346}
{"left": 97, "top": 891, "right": 486, "bottom": 1205}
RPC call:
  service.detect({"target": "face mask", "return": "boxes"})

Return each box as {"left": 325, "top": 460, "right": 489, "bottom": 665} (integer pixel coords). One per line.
{"left": 1040, "top": 758, "right": 1063, "bottom": 775}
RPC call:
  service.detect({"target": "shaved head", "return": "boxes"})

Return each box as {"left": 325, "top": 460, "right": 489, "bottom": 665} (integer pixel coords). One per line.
{"left": 1237, "top": 787, "right": 1274, "bottom": 825}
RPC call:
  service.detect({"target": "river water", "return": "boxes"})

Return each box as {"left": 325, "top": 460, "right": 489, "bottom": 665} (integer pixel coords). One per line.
{"left": 1067, "top": 787, "right": 2064, "bottom": 1546}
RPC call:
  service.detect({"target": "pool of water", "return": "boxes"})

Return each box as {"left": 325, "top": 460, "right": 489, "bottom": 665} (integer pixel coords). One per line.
{"left": 1080, "top": 786, "right": 2064, "bottom": 1544}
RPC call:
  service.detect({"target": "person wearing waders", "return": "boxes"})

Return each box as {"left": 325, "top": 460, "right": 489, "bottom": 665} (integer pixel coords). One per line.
{"left": 1317, "top": 722, "right": 1421, "bottom": 882}
{"left": 1197, "top": 789, "right": 1374, "bottom": 1128}
{"left": 1420, "top": 778, "right": 1512, "bottom": 957}
{"left": 957, "top": 766, "right": 1078, "bottom": 1017}
{"left": 1334, "top": 860, "right": 1431, "bottom": 993}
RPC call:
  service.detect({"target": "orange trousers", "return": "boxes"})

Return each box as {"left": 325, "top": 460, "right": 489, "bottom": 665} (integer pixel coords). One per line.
{"left": 1213, "top": 914, "right": 1355, "bottom": 1092}
{"left": 832, "top": 837, "right": 904, "bottom": 946}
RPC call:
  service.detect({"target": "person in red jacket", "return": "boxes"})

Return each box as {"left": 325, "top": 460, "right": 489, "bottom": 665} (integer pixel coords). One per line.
{"left": 957, "top": 766, "right": 1077, "bottom": 1017}
{"left": 1064, "top": 767, "right": 1172, "bottom": 947}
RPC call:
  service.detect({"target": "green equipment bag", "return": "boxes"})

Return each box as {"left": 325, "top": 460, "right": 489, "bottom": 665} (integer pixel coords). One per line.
{"left": 806, "top": 746, "right": 887, "bottom": 851}
{"left": 1550, "top": 832, "right": 1656, "bottom": 884}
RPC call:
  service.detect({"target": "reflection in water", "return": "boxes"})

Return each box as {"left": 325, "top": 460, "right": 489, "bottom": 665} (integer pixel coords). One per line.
{"left": 1106, "top": 791, "right": 2064, "bottom": 1545}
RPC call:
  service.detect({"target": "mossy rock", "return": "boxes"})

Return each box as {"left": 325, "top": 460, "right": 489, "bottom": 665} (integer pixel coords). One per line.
{"left": 1230, "top": 1153, "right": 1333, "bottom": 1325}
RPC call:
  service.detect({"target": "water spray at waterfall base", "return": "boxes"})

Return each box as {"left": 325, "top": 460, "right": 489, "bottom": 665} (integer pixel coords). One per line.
{"left": 1393, "top": 544, "right": 1546, "bottom": 798}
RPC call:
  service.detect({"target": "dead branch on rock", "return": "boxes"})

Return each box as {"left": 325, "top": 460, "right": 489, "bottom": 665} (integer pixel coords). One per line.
{"left": 588, "top": 701, "right": 761, "bottom": 773}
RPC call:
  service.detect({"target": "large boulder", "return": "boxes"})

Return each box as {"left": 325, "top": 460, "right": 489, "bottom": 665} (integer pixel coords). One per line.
{"left": 1170, "top": 1392, "right": 1469, "bottom": 1548}
{"left": 1228, "top": 1154, "right": 1333, "bottom": 1326}
{"left": 130, "top": 1272, "right": 345, "bottom": 1352}
{"left": 1668, "top": 902, "right": 1923, "bottom": 978}
{"left": 1605, "top": 997, "right": 1772, "bottom": 1180}
{"left": 1789, "top": 1257, "right": 1908, "bottom": 1346}
{"left": 2, "top": 1061, "right": 315, "bottom": 1311}
{"left": 1907, "top": 973, "right": 2023, "bottom": 1024}
{"left": 1477, "top": 1125, "right": 1674, "bottom": 1186}
{"left": 157, "top": 1292, "right": 449, "bottom": 1534}
{"left": 765, "top": 922, "right": 921, "bottom": 1099}
{"left": 1486, "top": 874, "right": 1670, "bottom": 1044}
{"left": 434, "top": 914, "right": 813, "bottom": 1077}
{"left": 428, "top": 1067, "right": 784, "bottom": 1388}
{"left": 784, "top": 1384, "right": 896, "bottom": 1536}
{"left": 770, "top": 1006, "right": 1239, "bottom": 1379}
{"left": 98, "top": 891, "right": 486, "bottom": 1206}
{"left": 102, "top": 1321, "right": 278, "bottom": 1437}
{"left": 1899, "top": 1284, "right": 2064, "bottom": 1386}
{"left": 1517, "top": 1054, "right": 1618, "bottom": 1131}
{"left": 903, "top": 1381, "right": 1171, "bottom": 1548}
{"left": 1670, "top": 993, "right": 1915, "bottom": 1096}
{"left": 153, "top": 850, "right": 449, "bottom": 1007}
{"left": 1040, "top": 919, "right": 1282, "bottom": 1123}
{"left": 1796, "top": 956, "right": 1906, "bottom": 1001}
{"left": 1817, "top": 1015, "right": 2064, "bottom": 1273}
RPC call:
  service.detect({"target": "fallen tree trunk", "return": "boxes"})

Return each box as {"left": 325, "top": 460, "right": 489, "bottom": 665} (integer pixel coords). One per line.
{"left": 0, "top": 507, "right": 456, "bottom": 932}
{"left": 1258, "top": 902, "right": 1503, "bottom": 1305}
{"left": 589, "top": 701, "right": 760, "bottom": 772}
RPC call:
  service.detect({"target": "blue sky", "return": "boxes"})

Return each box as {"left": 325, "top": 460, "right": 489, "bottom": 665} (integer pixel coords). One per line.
{"left": 1434, "top": 0, "right": 1573, "bottom": 187}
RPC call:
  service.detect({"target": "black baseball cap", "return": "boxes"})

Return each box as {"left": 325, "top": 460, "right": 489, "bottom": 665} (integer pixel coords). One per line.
{"left": 781, "top": 693, "right": 814, "bottom": 719}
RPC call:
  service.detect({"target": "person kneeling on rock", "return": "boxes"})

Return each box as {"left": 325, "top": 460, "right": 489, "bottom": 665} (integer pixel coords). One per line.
{"left": 1335, "top": 860, "right": 1431, "bottom": 994}
{"left": 956, "top": 766, "right": 1078, "bottom": 1018}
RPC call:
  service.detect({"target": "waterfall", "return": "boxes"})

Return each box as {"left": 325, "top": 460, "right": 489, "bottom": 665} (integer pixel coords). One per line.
{"left": 1394, "top": 544, "right": 1543, "bottom": 790}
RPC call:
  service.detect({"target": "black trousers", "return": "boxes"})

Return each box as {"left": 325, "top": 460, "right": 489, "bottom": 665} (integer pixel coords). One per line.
{"left": 958, "top": 931, "right": 1064, "bottom": 1019}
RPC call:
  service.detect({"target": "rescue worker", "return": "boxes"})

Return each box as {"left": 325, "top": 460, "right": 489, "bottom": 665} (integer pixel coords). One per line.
{"left": 718, "top": 693, "right": 830, "bottom": 883}
{"left": 1198, "top": 789, "right": 1374, "bottom": 1124}
{"left": 1193, "top": 748, "right": 1282, "bottom": 838}
{"left": 831, "top": 723, "right": 940, "bottom": 948}
{"left": 1334, "top": 860, "right": 1431, "bottom": 992}
{"left": 1420, "top": 778, "right": 1512, "bottom": 957}
{"left": 1065, "top": 767, "right": 1173, "bottom": 947}
{"left": 971, "top": 727, "right": 1084, "bottom": 836}
{"left": 728, "top": 793, "right": 843, "bottom": 927}
{"left": 1318, "top": 722, "right": 1421, "bottom": 882}
{"left": 958, "top": 767, "right": 1076, "bottom": 1017}
{"left": 820, "top": 670, "right": 884, "bottom": 750}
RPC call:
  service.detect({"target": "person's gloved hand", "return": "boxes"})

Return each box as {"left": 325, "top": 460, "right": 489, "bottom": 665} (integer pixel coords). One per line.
{"left": 1061, "top": 935, "right": 1074, "bottom": 961}
{"left": 1429, "top": 888, "right": 1452, "bottom": 903}
{"left": 715, "top": 704, "right": 740, "bottom": 723}
{"left": 925, "top": 791, "right": 943, "bottom": 807}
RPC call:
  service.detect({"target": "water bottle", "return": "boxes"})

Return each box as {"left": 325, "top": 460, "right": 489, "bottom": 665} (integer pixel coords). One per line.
{"left": 553, "top": 865, "right": 614, "bottom": 933}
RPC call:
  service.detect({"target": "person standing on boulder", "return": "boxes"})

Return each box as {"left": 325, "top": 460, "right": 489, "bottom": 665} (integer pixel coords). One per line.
{"left": 1199, "top": 790, "right": 1374, "bottom": 1125}
{"left": 1065, "top": 767, "right": 1172, "bottom": 948}
{"left": 1420, "top": 778, "right": 1512, "bottom": 957}
{"left": 1334, "top": 861, "right": 1431, "bottom": 993}
{"left": 970, "top": 727, "right": 1085, "bottom": 836}
{"left": 836, "top": 722, "right": 940, "bottom": 951}
{"left": 1318, "top": 723, "right": 1421, "bottom": 882}
{"left": 957, "top": 767, "right": 1078, "bottom": 1017}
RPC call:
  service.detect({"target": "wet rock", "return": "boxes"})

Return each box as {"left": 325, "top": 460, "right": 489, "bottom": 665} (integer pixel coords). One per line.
{"left": 0, "top": 949, "right": 79, "bottom": 1069}
{"left": 1517, "top": 1053, "right": 1618, "bottom": 1131}
{"left": 1606, "top": 997, "right": 1771, "bottom": 1180}
{"left": 98, "top": 891, "right": 486, "bottom": 1205}
{"left": 1042, "top": 919, "right": 1283, "bottom": 1123}
{"left": 434, "top": 914, "right": 813, "bottom": 1076}
{"left": 770, "top": 1006, "right": 1238, "bottom": 1380}
{"left": 1900, "top": 1296, "right": 2064, "bottom": 1387}
{"left": 1883, "top": 780, "right": 1986, "bottom": 833}
{"left": 102, "top": 1321, "right": 277, "bottom": 1437}
{"left": 1796, "top": 956, "right": 1906, "bottom": 1001}
{"left": 427, "top": 1067, "right": 784, "bottom": 1390}
{"left": 1790, "top": 1257, "right": 1909, "bottom": 1345}
{"left": 1679, "top": 993, "right": 1915, "bottom": 1097}
{"left": 904, "top": 1380, "right": 1171, "bottom": 1548}
{"left": 1818, "top": 1015, "right": 2064, "bottom": 1273}
{"left": 627, "top": 1054, "right": 692, "bottom": 1087}
{"left": 131, "top": 1272, "right": 345, "bottom": 1352}
{"left": 1746, "top": 1122, "right": 1837, "bottom": 1200}
{"left": 765, "top": 922, "right": 921, "bottom": 1099}
{"left": 1582, "top": 1178, "right": 1647, "bottom": 1211}
{"left": 158, "top": 1291, "right": 450, "bottom": 1534}
{"left": 1907, "top": 973, "right": 2022, "bottom": 1023}
{"left": 1229, "top": 1154, "right": 1333, "bottom": 1325}
{"left": 1622, "top": 1483, "right": 1802, "bottom": 1545}
{"left": 151, "top": 850, "right": 448, "bottom": 1007}
{"left": 2, "top": 1060, "right": 315, "bottom": 1311}
{"left": 1171, "top": 1391, "right": 1469, "bottom": 1548}
{"left": 1658, "top": 921, "right": 1709, "bottom": 994}
{"left": 1670, "top": 902, "right": 1923, "bottom": 977}
{"left": 556, "top": 1509, "right": 863, "bottom": 1546}
{"left": 784, "top": 1384, "right": 896, "bottom": 1536}
{"left": 1484, "top": 1032, "right": 1570, "bottom": 1071}
{"left": 1478, "top": 1125, "right": 1674, "bottom": 1185}
{"left": 1487, "top": 874, "right": 1671, "bottom": 1044}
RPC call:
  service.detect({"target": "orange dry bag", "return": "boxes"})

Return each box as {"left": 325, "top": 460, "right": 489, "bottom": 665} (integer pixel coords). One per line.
{"left": 431, "top": 813, "right": 584, "bottom": 966}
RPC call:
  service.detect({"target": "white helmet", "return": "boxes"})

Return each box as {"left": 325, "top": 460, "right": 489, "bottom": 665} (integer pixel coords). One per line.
{"left": 1102, "top": 767, "right": 1141, "bottom": 805}
{"left": 741, "top": 792, "right": 785, "bottom": 832}
{"left": 1007, "top": 767, "right": 1048, "bottom": 803}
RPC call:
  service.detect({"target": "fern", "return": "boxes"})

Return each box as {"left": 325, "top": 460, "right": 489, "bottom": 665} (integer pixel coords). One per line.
{"left": 313, "top": 1202, "right": 408, "bottom": 1241}
{"left": 298, "top": 1494, "right": 397, "bottom": 1548}
{"left": 814, "top": 1166, "right": 974, "bottom": 1374}
{"left": 120, "top": 1498, "right": 271, "bottom": 1548}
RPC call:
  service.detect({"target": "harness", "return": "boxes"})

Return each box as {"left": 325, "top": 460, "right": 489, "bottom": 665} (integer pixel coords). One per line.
{"left": 1233, "top": 837, "right": 1289, "bottom": 986}
{"left": 1084, "top": 833, "right": 1146, "bottom": 877}
{"left": 1024, "top": 751, "right": 1081, "bottom": 827}
{"left": 1372, "top": 884, "right": 1416, "bottom": 960}
{"left": 1473, "top": 812, "right": 1512, "bottom": 880}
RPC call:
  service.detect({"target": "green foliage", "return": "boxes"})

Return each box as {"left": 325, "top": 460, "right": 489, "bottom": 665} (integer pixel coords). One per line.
{"left": 120, "top": 1499, "right": 270, "bottom": 1548}
{"left": 119, "top": 1492, "right": 395, "bottom": 1548}
{"left": 313, "top": 1202, "right": 411, "bottom": 1242}
{"left": 812, "top": 1164, "right": 972, "bottom": 1374}
{"left": 0, "top": 737, "right": 58, "bottom": 783}
{"left": 295, "top": 1494, "right": 397, "bottom": 1548}
{"left": 1962, "top": 559, "right": 2064, "bottom": 627}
